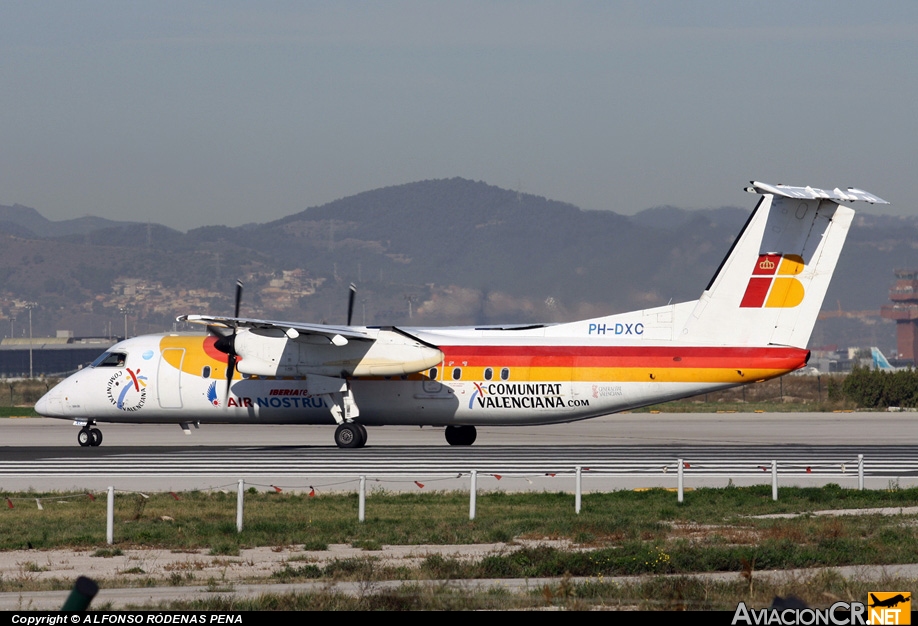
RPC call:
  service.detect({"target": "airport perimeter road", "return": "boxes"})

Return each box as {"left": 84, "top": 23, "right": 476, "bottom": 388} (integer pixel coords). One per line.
{"left": 1, "top": 413, "right": 917, "bottom": 492}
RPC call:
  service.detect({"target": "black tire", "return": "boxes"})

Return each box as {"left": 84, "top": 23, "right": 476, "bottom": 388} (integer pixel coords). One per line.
{"left": 90, "top": 428, "right": 103, "bottom": 447}
{"left": 445, "top": 425, "right": 477, "bottom": 446}
{"left": 355, "top": 424, "right": 368, "bottom": 448}
{"left": 334, "top": 423, "right": 362, "bottom": 449}
{"left": 77, "top": 429, "right": 92, "bottom": 447}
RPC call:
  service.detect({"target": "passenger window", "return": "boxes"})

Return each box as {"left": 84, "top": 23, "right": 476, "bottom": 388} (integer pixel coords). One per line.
{"left": 202, "top": 366, "right": 211, "bottom": 379}
{"left": 452, "top": 367, "right": 462, "bottom": 380}
{"left": 429, "top": 367, "right": 438, "bottom": 380}
{"left": 500, "top": 367, "right": 510, "bottom": 380}
{"left": 484, "top": 367, "right": 493, "bottom": 380}
{"left": 92, "top": 352, "right": 127, "bottom": 368}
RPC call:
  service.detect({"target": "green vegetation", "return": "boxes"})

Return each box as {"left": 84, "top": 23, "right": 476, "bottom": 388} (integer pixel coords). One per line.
{"left": 0, "top": 378, "right": 57, "bottom": 412}
{"left": 639, "top": 374, "right": 852, "bottom": 412}
{"left": 2, "top": 486, "right": 916, "bottom": 562}
{"left": 842, "top": 365, "right": 918, "bottom": 408}
{"left": 3, "top": 485, "right": 916, "bottom": 609}
{"left": 139, "top": 572, "right": 915, "bottom": 611}
{"left": 0, "top": 406, "right": 38, "bottom": 417}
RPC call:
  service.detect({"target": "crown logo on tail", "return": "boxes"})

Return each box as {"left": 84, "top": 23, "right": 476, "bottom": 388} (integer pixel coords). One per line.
{"left": 740, "top": 254, "right": 805, "bottom": 308}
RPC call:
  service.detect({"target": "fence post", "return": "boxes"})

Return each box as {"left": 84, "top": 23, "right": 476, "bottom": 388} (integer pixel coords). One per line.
{"left": 771, "top": 460, "right": 778, "bottom": 501}
{"left": 858, "top": 454, "right": 864, "bottom": 491}
{"left": 677, "top": 459, "right": 684, "bottom": 503}
{"left": 106, "top": 486, "right": 114, "bottom": 545}
{"left": 236, "top": 479, "right": 244, "bottom": 533}
{"left": 359, "top": 475, "right": 366, "bottom": 522}
{"left": 469, "top": 470, "right": 477, "bottom": 520}
{"left": 575, "top": 466, "right": 582, "bottom": 514}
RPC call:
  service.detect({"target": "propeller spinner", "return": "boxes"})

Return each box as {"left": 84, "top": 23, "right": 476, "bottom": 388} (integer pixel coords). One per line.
{"left": 208, "top": 280, "right": 243, "bottom": 407}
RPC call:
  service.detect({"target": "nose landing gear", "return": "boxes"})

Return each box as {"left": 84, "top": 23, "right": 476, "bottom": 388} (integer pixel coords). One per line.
{"left": 77, "top": 424, "right": 103, "bottom": 447}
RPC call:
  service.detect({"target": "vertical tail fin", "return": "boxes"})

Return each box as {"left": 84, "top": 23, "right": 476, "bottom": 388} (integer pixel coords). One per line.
{"left": 871, "top": 347, "right": 894, "bottom": 371}
{"left": 681, "top": 183, "right": 888, "bottom": 349}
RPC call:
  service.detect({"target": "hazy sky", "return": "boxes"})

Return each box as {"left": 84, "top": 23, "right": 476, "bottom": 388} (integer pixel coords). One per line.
{"left": 1, "top": 1, "right": 915, "bottom": 231}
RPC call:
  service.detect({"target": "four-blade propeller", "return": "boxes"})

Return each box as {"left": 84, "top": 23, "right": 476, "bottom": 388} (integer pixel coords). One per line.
{"left": 208, "top": 280, "right": 243, "bottom": 407}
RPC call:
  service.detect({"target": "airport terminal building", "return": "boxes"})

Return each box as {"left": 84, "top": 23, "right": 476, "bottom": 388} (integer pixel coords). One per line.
{"left": 0, "top": 334, "right": 117, "bottom": 378}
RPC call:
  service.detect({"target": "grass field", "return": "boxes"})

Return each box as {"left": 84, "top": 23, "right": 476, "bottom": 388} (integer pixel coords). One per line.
{"left": 2, "top": 485, "right": 916, "bottom": 607}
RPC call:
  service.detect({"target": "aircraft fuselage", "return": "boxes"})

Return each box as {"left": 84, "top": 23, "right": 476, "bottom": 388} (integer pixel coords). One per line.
{"left": 38, "top": 330, "right": 807, "bottom": 428}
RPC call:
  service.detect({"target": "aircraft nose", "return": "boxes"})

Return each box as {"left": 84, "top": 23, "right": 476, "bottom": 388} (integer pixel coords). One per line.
{"left": 35, "top": 388, "right": 63, "bottom": 417}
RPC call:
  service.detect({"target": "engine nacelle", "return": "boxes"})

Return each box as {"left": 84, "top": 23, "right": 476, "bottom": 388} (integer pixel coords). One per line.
{"left": 232, "top": 328, "right": 442, "bottom": 377}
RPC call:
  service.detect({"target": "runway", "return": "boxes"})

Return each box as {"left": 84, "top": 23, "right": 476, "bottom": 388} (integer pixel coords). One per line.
{"left": 2, "top": 413, "right": 917, "bottom": 492}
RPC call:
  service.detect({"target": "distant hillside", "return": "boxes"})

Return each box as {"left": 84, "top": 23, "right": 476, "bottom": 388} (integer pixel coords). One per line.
{"left": 0, "top": 179, "right": 913, "bottom": 352}
{"left": 191, "top": 178, "right": 749, "bottom": 314}
{"left": 0, "top": 203, "right": 165, "bottom": 238}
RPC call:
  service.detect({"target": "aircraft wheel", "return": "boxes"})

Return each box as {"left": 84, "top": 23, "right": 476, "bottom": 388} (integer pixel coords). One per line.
{"left": 77, "top": 428, "right": 92, "bottom": 447}
{"left": 445, "top": 425, "right": 477, "bottom": 446}
{"left": 334, "top": 423, "right": 363, "bottom": 449}
{"left": 90, "top": 428, "right": 103, "bottom": 447}
{"left": 355, "top": 424, "right": 368, "bottom": 448}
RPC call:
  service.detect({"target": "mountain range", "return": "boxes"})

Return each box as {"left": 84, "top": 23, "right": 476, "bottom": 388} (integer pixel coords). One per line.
{"left": 0, "top": 178, "right": 912, "bottom": 351}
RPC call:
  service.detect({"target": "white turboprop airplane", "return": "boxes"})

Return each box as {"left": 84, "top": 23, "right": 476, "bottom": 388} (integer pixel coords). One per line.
{"left": 36, "top": 182, "right": 888, "bottom": 448}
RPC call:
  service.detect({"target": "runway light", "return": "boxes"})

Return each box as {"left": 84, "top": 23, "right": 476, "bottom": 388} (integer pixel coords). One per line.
{"left": 86, "top": 493, "right": 95, "bottom": 501}
{"left": 414, "top": 481, "right": 425, "bottom": 489}
{"left": 6, "top": 499, "right": 12, "bottom": 509}
{"left": 545, "top": 473, "right": 556, "bottom": 477}
{"left": 806, "top": 467, "right": 812, "bottom": 473}
{"left": 271, "top": 485, "right": 283, "bottom": 493}
{"left": 493, "top": 474, "right": 502, "bottom": 480}
{"left": 308, "top": 487, "right": 315, "bottom": 497}
{"left": 170, "top": 492, "right": 180, "bottom": 501}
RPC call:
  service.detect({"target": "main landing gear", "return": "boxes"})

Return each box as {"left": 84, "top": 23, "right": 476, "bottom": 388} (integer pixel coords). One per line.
{"left": 77, "top": 423, "right": 103, "bottom": 447}
{"left": 445, "top": 425, "right": 476, "bottom": 446}
{"left": 334, "top": 422, "right": 368, "bottom": 449}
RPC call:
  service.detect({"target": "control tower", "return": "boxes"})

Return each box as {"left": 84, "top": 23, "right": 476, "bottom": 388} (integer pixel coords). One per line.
{"left": 880, "top": 269, "right": 918, "bottom": 362}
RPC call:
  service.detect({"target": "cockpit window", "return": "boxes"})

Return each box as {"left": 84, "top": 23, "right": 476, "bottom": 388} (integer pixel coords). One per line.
{"left": 91, "top": 352, "right": 127, "bottom": 368}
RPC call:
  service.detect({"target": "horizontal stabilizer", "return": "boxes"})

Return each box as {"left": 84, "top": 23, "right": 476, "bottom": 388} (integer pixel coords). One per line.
{"left": 745, "top": 182, "right": 888, "bottom": 204}
{"left": 681, "top": 183, "right": 885, "bottom": 349}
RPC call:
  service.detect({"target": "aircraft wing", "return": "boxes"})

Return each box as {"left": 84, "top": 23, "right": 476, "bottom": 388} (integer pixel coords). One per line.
{"left": 178, "top": 314, "right": 372, "bottom": 344}
{"left": 178, "top": 314, "right": 442, "bottom": 378}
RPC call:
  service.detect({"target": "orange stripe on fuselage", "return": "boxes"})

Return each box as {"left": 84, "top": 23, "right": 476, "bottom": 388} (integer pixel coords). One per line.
{"left": 440, "top": 345, "right": 808, "bottom": 367}
{"left": 437, "top": 345, "right": 808, "bottom": 383}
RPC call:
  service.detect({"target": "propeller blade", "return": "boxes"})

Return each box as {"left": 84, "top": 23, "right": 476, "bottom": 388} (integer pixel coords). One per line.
{"left": 347, "top": 283, "right": 357, "bottom": 326}
{"left": 224, "top": 354, "right": 236, "bottom": 408}
{"left": 220, "top": 279, "right": 243, "bottom": 408}
{"left": 234, "top": 280, "right": 244, "bottom": 318}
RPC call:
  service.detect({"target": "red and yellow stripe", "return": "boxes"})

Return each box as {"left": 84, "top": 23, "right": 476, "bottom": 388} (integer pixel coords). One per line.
{"left": 438, "top": 345, "right": 809, "bottom": 384}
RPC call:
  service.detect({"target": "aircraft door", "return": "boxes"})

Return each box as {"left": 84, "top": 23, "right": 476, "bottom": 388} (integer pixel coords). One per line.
{"left": 158, "top": 348, "right": 184, "bottom": 408}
